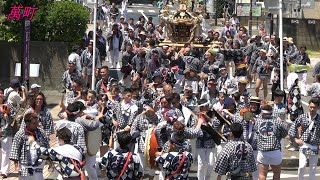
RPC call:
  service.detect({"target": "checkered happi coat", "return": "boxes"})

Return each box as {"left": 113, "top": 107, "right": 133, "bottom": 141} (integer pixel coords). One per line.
{"left": 214, "top": 139, "right": 256, "bottom": 180}
{"left": 289, "top": 113, "right": 320, "bottom": 155}
{"left": 0, "top": 107, "right": 16, "bottom": 138}
{"left": 114, "top": 102, "right": 138, "bottom": 130}
{"left": 196, "top": 117, "right": 220, "bottom": 149}
{"left": 130, "top": 113, "right": 159, "bottom": 153}
{"left": 156, "top": 149, "right": 193, "bottom": 180}
{"left": 62, "top": 120, "right": 87, "bottom": 154}
{"left": 10, "top": 128, "right": 49, "bottom": 165}
{"left": 99, "top": 148, "right": 143, "bottom": 180}
{"left": 154, "top": 120, "right": 203, "bottom": 149}
{"left": 255, "top": 116, "right": 288, "bottom": 151}
{"left": 9, "top": 128, "right": 49, "bottom": 176}
{"left": 62, "top": 69, "right": 82, "bottom": 90}
{"left": 35, "top": 144, "right": 84, "bottom": 178}
{"left": 287, "top": 85, "right": 304, "bottom": 116}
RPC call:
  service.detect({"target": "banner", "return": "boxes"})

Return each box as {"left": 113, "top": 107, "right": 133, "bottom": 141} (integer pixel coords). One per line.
{"left": 288, "top": 64, "right": 311, "bottom": 73}
{"left": 236, "top": 3, "right": 262, "bottom": 17}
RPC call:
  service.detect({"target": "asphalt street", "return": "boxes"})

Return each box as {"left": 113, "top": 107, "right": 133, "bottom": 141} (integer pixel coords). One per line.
{"left": 150, "top": 168, "right": 320, "bottom": 180}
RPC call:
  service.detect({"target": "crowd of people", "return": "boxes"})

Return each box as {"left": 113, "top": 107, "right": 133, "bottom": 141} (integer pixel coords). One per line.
{"left": 1, "top": 1, "right": 320, "bottom": 180}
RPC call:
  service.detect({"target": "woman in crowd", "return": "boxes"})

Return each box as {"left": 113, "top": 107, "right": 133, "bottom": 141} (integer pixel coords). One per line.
{"left": 21, "top": 92, "right": 54, "bottom": 138}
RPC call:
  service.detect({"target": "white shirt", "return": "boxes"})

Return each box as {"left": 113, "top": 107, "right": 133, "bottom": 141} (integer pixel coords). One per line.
{"left": 4, "top": 87, "right": 23, "bottom": 108}
{"left": 213, "top": 101, "right": 224, "bottom": 112}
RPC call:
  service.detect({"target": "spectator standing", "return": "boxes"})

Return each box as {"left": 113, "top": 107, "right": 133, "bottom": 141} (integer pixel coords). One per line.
{"left": 107, "top": 24, "right": 123, "bottom": 68}
{"left": 4, "top": 79, "right": 27, "bottom": 110}
{"left": 229, "top": 14, "right": 240, "bottom": 30}
{"left": 109, "top": 3, "right": 119, "bottom": 19}
{"left": 97, "top": 29, "right": 107, "bottom": 62}
{"left": 62, "top": 58, "right": 82, "bottom": 91}
{"left": 68, "top": 45, "right": 82, "bottom": 72}
{"left": 80, "top": 40, "right": 101, "bottom": 88}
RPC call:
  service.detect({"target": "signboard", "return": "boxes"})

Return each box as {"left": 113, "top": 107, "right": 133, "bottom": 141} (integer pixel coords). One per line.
{"left": 84, "top": 0, "right": 103, "bottom": 8}
{"left": 15, "top": 63, "right": 40, "bottom": 77}
{"left": 301, "top": 0, "right": 315, "bottom": 8}
{"left": 206, "top": 0, "right": 215, "bottom": 14}
{"left": 236, "top": 3, "right": 262, "bottom": 17}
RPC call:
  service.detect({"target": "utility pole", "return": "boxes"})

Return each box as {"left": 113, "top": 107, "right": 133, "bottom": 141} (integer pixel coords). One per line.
{"left": 214, "top": 0, "right": 218, "bottom": 26}
{"left": 298, "top": 0, "right": 302, "bottom": 18}
{"left": 22, "top": 18, "right": 31, "bottom": 90}
{"left": 249, "top": 0, "right": 252, "bottom": 35}
{"left": 91, "top": 0, "right": 97, "bottom": 90}
{"left": 279, "top": 0, "right": 284, "bottom": 90}
{"left": 270, "top": 13, "right": 274, "bottom": 35}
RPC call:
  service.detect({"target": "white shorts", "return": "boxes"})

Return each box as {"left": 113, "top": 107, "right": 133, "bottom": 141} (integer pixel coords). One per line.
{"left": 257, "top": 150, "right": 282, "bottom": 165}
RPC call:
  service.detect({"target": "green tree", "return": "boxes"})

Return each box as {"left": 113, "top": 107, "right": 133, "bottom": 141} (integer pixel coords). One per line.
{"left": 0, "top": 0, "right": 89, "bottom": 46}
{"left": 216, "top": 0, "right": 225, "bottom": 18}
{"left": 45, "top": 1, "right": 89, "bottom": 46}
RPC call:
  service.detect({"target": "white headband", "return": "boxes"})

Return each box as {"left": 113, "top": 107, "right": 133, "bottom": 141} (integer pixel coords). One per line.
{"left": 261, "top": 110, "right": 273, "bottom": 114}
{"left": 66, "top": 109, "right": 80, "bottom": 115}
{"left": 55, "top": 121, "right": 72, "bottom": 131}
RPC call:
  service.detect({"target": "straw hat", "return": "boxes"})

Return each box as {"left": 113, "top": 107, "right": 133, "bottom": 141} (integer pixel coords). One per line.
{"left": 238, "top": 77, "right": 249, "bottom": 84}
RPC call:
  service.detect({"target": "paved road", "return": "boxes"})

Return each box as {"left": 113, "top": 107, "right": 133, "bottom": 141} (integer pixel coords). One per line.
{"left": 149, "top": 167, "right": 320, "bottom": 180}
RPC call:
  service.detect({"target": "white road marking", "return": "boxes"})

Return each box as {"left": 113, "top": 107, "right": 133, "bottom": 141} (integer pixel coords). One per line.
{"left": 127, "top": 9, "right": 133, "bottom": 12}
{"left": 148, "top": 9, "right": 156, "bottom": 13}
{"left": 130, "top": 4, "right": 154, "bottom": 8}
{"left": 301, "top": 100, "right": 309, "bottom": 106}
{"left": 266, "top": 172, "right": 320, "bottom": 179}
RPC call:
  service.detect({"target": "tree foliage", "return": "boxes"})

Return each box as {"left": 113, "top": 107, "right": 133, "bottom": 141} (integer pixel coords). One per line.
{"left": 45, "top": 1, "right": 89, "bottom": 45}
{"left": 0, "top": 0, "right": 89, "bottom": 46}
